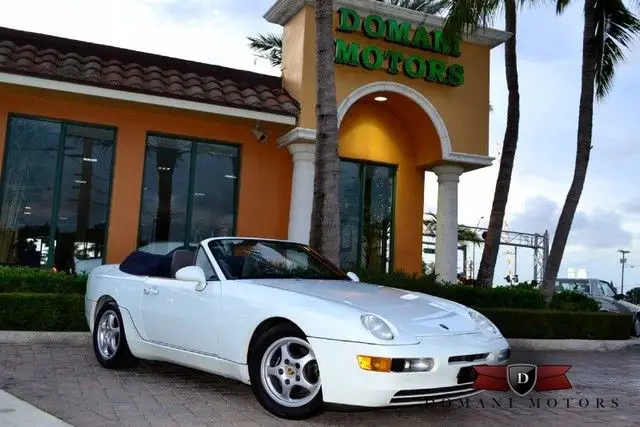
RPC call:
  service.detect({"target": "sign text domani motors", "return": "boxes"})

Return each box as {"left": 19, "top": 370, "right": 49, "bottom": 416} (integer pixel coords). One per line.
{"left": 334, "top": 8, "right": 464, "bottom": 87}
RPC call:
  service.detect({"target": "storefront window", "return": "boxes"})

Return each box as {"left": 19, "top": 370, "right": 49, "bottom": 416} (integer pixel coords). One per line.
{"left": 339, "top": 160, "right": 395, "bottom": 272}
{"left": 0, "top": 116, "right": 116, "bottom": 272}
{"left": 138, "top": 134, "right": 239, "bottom": 249}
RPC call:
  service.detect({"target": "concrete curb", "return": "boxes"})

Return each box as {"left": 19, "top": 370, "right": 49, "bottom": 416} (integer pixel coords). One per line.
{"left": 0, "top": 331, "right": 91, "bottom": 346}
{"left": 507, "top": 337, "right": 640, "bottom": 352}
{"left": 1, "top": 331, "right": 639, "bottom": 351}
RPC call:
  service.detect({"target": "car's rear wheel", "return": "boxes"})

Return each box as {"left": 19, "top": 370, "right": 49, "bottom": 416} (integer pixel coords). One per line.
{"left": 93, "top": 302, "right": 138, "bottom": 369}
{"left": 249, "top": 323, "right": 323, "bottom": 419}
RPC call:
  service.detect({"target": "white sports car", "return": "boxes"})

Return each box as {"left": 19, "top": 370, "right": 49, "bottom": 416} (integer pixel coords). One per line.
{"left": 85, "top": 237, "right": 510, "bottom": 419}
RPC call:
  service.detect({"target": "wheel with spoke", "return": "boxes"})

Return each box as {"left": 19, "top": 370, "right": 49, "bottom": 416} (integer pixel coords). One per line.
{"left": 249, "top": 323, "right": 323, "bottom": 419}
{"left": 92, "top": 301, "right": 137, "bottom": 369}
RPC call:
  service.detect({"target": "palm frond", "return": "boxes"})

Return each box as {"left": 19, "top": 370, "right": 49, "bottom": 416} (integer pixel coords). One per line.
{"left": 555, "top": 0, "right": 571, "bottom": 14}
{"left": 593, "top": 0, "right": 640, "bottom": 99}
{"left": 440, "top": 0, "right": 503, "bottom": 40}
{"left": 247, "top": 33, "right": 283, "bottom": 67}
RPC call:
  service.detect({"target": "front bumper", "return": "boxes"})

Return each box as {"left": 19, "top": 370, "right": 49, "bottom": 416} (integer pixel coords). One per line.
{"left": 308, "top": 333, "right": 509, "bottom": 407}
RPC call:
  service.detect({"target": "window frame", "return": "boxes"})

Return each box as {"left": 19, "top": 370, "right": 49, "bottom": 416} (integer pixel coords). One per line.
{"left": 0, "top": 113, "right": 118, "bottom": 268}
{"left": 137, "top": 131, "right": 242, "bottom": 249}
{"left": 194, "top": 244, "right": 218, "bottom": 281}
{"left": 338, "top": 157, "right": 397, "bottom": 273}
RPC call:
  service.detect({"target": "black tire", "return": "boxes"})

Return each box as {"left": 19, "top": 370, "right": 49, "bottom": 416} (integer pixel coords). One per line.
{"left": 633, "top": 314, "right": 640, "bottom": 338}
{"left": 92, "top": 301, "right": 138, "bottom": 369}
{"left": 249, "top": 323, "right": 324, "bottom": 419}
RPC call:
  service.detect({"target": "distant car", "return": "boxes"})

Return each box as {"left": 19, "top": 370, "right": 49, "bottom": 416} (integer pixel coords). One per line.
{"left": 84, "top": 237, "right": 511, "bottom": 419}
{"left": 556, "top": 278, "right": 640, "bottom": 337}
{"left": 75, "top": 242, "right": 197, "bottom": 275}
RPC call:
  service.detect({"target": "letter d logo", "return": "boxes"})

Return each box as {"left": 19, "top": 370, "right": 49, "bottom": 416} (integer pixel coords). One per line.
{"left": 507, "top": 364, "right": 537, "bottom": 396}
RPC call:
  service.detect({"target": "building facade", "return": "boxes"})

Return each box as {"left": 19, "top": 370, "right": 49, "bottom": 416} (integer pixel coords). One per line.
{"left": 0, "top": 0, "right": 508, "bottom": 282}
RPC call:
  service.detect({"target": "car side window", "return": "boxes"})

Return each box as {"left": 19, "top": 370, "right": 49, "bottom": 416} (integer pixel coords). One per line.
{"left": 599, "top": 281, "right": 616, "bottom": 298}
{"left": 592, "top": 281, "right": 604, "bottom": 296}
{"left": 195, "top": 247, "right": 217, "bottom": 281}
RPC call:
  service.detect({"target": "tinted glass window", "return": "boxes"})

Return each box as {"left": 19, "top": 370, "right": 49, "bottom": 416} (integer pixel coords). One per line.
{"left": 599, "top": 281, "right": 616, "bottom": 298}
{"left": 0, "top": 117, "right": 115, "bottom": 271}
{"left": 339, "top": 160, "right": 395, "bottom": 273}
{"left": 138, "top": 134, "right": 239, "bottom": 249}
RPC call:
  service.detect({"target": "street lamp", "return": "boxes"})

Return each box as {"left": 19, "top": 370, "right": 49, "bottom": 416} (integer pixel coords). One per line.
{"left": 472, "top": 216, "right": 484, "bottom": 279}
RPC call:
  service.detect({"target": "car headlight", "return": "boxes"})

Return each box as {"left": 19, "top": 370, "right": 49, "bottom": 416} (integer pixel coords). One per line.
{"left": 468, "top": 309, "right": 500, "bottom": 335}
{"left": 361, "top": 314, "right": 394, "bottom": 340}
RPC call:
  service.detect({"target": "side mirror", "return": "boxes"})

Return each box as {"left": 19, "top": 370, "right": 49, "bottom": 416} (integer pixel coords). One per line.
{"left": 346, "top": 271, "right": 360, "bottom": 282}
{"left": 175, "top": 266, "right": 207, "bottom": 290}
{"left": 614, "top": 293, "right": 625, "bottom": 300}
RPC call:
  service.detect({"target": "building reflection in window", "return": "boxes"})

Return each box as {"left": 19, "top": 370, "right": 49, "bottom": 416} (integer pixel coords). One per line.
{"left": 0, "top": 116, "right": 116, "bottom": 273}
{"left": 339, "top": 160, "right": 395, "bottom": 273}
{"left": 138, "top": 134, "right": 240, "bottom": 250}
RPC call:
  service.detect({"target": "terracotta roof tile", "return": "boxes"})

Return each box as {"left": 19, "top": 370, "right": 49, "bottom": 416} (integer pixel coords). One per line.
{"left": 0, "top": 26, "right": 299, "bottom": 118}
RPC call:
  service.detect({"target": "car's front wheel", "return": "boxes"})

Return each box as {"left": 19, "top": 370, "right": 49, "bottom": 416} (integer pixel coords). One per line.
{"left": 633, "top": 314, "right": 640, "bottom": 338}
{"left": 249, "top": 323, "right": 323, "bottom": 419}
{"left": 92, "top": 302, "right": 138, "bottom": 369}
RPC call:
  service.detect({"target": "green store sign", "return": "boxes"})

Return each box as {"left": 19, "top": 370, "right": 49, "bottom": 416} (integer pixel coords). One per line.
{"left": 334, "top": 8, "right": 465, "bottom": 87}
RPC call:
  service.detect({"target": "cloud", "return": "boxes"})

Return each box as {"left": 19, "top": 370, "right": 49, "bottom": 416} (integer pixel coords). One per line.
{"left": 509, "top": 196, "right": 633, "bottom": 249}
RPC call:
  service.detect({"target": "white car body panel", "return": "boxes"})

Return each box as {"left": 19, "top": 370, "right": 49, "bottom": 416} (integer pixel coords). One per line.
{"left": 85, "top": 237, "right": 510, "bottom": 408}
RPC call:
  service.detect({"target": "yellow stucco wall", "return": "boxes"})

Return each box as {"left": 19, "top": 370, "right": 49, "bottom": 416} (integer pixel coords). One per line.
{"left": 281, "top": 5, "right": 491, "bottom": 158}
{"left": 340, "top": 100, "right": 431, "bottom": 273}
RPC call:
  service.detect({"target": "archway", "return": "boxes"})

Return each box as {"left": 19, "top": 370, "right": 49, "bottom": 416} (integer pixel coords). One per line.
{"left": 337, "top": 82, "right": 447, "bottom": 275}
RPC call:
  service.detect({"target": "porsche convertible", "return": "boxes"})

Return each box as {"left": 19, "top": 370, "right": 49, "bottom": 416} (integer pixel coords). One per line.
{"left": 85, "top": 237, "right": 510, "bottom": 419}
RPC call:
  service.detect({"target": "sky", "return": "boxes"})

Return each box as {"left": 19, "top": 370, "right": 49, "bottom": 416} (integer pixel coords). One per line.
{"left": 1, "top": 0, "right": 639, "bottom": 289}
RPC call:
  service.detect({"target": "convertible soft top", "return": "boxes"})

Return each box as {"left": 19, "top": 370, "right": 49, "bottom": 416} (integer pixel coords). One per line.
{"left": 119, "top": 251, "right": 172, "bottom": 277}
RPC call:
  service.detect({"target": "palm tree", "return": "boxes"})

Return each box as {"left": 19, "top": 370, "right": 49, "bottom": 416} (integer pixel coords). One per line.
{"left": 310, "top": 0, "right": 342, "bottom": 264}
{"left": 542, "top": 0, "right": 640, "bottom": 299}
{"left": 441, "top": 0, "right": 531, "bottom": 287}
{"left": 423, "top": 212, "right": 483, "bottom": 244}
{"left": 248, "top": 0, "right": 449, "bottom": 67}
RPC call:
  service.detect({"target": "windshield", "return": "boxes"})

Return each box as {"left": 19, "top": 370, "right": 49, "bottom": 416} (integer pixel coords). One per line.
{"left": 555, "top": 279, "right": 591, "bottom": 294}
{"left": 207, "top": 239, "right": 350, "bottom": 281}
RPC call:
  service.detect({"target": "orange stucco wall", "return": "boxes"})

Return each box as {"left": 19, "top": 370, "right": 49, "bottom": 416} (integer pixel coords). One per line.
{"left": 281, "top": 6, "right": 491, "bottom": 157}
{"left": 0, "top": 83, "right": 295, "bottom": 264}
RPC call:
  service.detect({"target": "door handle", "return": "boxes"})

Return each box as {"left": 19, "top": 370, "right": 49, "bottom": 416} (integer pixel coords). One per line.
{"left": 143, "top": 287, "right": 159, "bottom": 296}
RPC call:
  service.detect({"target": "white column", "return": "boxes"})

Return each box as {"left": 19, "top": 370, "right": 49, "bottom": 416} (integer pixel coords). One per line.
{"left": 287, "top": 143, "right": 316, "bottom": 244}
{"left": 433, "top": 165, "right": 464, "bottom": 283}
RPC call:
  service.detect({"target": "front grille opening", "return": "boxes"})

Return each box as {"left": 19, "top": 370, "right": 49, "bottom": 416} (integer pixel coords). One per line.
{"left": 448, "top": 352, "right": 489, "bottom": 364}
{"left": 390, "top": 384, "right": 479, "bottom": 405}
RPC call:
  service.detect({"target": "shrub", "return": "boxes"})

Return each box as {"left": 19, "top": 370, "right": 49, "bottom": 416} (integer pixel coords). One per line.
{"left": 0, "top": 266, "right": 86, "bottom": 294}
{"left": 549, "top": 289, "right": 601, "bottom": 312}
{"left": 480, "top": 308, "right": 632, "bottom": 340}
{"left": 354, "top": 268, "right": 598, "bottom": 311}
{"left": 0, "top": 293, "right": 88, "bottom": 331}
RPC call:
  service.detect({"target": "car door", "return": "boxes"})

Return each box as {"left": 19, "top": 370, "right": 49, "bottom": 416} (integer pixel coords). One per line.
{"left": 139, "top": 246, "right": 221, "bottom": 356}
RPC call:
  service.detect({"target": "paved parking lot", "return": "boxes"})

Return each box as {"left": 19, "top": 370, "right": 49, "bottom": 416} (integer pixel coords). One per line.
{"left": 1, "top": 343, "right": 638, "bottom": 426}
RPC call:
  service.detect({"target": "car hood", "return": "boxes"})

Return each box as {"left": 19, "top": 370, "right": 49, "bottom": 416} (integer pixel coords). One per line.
{"left": 240, "top": 279, "right": 483, "bottom": 337}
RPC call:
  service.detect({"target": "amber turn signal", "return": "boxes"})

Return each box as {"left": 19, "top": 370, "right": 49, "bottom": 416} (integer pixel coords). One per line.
{"left": 357, "top": 355, "right": 392, "bottom": 372}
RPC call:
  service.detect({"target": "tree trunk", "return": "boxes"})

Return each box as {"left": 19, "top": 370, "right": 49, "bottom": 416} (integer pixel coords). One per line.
{"left": 309, "top": 0, "right": 341, "bottom": 265}
{"left": 543, "top": 0, "right": 597, "bottom": 300}
{"left": 476, "top": 0, "right": 520, "bottom": 286}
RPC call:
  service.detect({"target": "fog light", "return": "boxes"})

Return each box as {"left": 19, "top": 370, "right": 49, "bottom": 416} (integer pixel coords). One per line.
{"left": 357, "top": 355, "right": 392, "bottom": 372}
{"left": 402, "top": 358, "right": 435, "bottom": 372}
{"left": 497, "top": 348, "right": 511, "bottom": 362}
